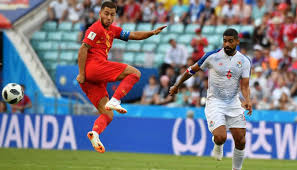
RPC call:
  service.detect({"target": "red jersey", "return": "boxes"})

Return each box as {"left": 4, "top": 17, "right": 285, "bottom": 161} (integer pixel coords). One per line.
{"left": 12, "top": 95, "right": 31, "bottom": 113}
{"left": 83, "top": 20, "right": 130, "bottom": 62}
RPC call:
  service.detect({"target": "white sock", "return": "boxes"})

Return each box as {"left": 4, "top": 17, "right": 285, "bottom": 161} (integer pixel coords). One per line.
{"left": 214, "top": 143, "right": 223, "bottom": 152}
{"left": 110, "top": 97, "right": 121, "bottom": 105}
{"left": 232, "top": 148, "right": 245, "bottom": 170}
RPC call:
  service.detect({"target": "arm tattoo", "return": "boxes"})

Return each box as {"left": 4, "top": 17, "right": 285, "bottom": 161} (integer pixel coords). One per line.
{"left": 83, "top": 43, "right": 91, "bottom": 49}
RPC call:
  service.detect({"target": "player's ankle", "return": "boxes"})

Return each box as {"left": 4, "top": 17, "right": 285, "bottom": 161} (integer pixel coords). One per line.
{"left": 110, "top": 97, "right": 121, "bottom": 105}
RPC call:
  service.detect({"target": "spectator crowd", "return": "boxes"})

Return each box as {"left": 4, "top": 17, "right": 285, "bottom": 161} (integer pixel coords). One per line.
{"left": 47, "top": 0, "right": 297, "bottom": 111}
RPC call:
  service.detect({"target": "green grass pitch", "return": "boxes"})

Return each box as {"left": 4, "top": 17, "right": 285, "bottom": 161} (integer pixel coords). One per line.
{"left": 0, "top": 148, "right": 296, "bottom": 170}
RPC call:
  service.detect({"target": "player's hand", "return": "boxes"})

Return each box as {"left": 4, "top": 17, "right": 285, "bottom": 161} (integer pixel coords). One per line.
{"left": 153, "top": 26, "right": 167, "bottom": 35}
{"left": 76, "top": 74, "right": 85, "bottom": 84}
{"left": 169, "top": 85, "right": 179, "bottom": 96}
{"left": 241, "top": 100, "right": 252, "bottom": 116}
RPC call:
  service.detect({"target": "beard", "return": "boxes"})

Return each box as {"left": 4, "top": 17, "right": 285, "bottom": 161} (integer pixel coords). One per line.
{"left": 224, "top": 47, "right": 236, "bottom": 56}
{"left": 101, "top": 19, "right": 112, "bottom": 28}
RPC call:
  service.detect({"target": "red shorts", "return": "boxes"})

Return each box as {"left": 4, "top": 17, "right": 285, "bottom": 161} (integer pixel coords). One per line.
{"left": 79, "top": 60, "right": 127, "bottom": 107}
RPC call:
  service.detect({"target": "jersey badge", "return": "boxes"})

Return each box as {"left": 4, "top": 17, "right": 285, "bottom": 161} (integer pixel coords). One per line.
{"left": 237, "top": 61, "right": 242, "bottom": 68}
{"left": 87, "top": 32, "right": 96, "bottom": 40}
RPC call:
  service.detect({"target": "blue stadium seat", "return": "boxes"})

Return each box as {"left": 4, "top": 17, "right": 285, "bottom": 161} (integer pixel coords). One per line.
{"left": 153, "top": 53, "right": 165, "bottom": 67}
{"left": 169, "top": 24, "right": 184, "bottom": 33}
{"left": 73, "top": 22, "right": 82, "bottom": 31}
{"left": 161, "top": 34, "right": 178, "bottom": 43}
{"left": 134, "top": 53, "right": 145, "bottom": 66}
{"left": 123, "top": 52, "right": 135, "bottom": 65}
{"left": 62, "top": 32, "right": 79, "bottom": 41}
{"left": 122, "top": 23, "right": 136, "bottom": 31}
{"left": 42, "top": 51, "right": 59, "bottom": 61}
{"left": 202, "top": 25, "right": 215, "bottom": 35}
{"left": 204, "top": 45, "right": 215, "bottom": 52}
{"left": 113, "top": 39, "right": 126, "bottom": 50}
{"left": 185, "top": 24, "right": 200, "bottom": 33}
{"left": 35, "top": 42, "right": 53, "bottom": 50}
{"left": 228, "top": 25, "right": 241, "bottom": 33}
{"left": 157, "top": 43, "right": 171, "bottom": 54}
{"left": 42, "top": 21, "right": 57, "bottom": 31}
{"left": 145, "top": 34, "right": 161, "bottom": 43}
{"left": 137, "top": 23, "right": 153, "bottom": 31}
{"left": 186, "top": 45, "right": 194, "bottom": 54}
{"left": 60, "top": 52, "right": 76, "bottom": 61}
{"left": 240, "top": 25, "right": 254, "bottom": 34}
{"left": 31, "top": 32, "right": 47, "bottom": 41}
{"left": 58, "top": 22, "right": 73, "bottom": 31}
{"left": 215, "top": 25, "right": 228, "bottom": 35}
{"left": 177, "top": 34, "right": 194, "bottom": 44}
{"left": 61, "top": 42, "right": 81, "bottom": 50}
{"left": 142, "top": 43, "right": 157, "bottom": 52}
{"left": 206, "top": 35, "right": 220, "bottom": 47}
{"left": 126, "top": 42, "right": 142, "bottom": 51}
{"left": 48, "top": 32, "right": 63, "bottom": 41}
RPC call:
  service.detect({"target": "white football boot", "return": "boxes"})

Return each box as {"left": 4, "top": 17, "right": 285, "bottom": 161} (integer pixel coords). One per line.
{"left": 87, "top": 131, "right": 105, "bottom": 153}
{"left": 105, "top": 97, "right": 127, "bottom": 114}
{"left": 212, "top": 136, "right": 223, "bottom": 161}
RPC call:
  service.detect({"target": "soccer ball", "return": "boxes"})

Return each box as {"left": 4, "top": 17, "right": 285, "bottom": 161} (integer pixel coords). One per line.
{"left": 2, "top": 83, "right": 24, "bottom": 104}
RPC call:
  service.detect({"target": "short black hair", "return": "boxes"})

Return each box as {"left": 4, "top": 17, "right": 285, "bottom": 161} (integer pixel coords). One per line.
{"left": 169, "top": 39, "right": 175, "bottom": 43}
{"left": 223, "top": 28, "right": 238, "bottom": 40}
{"left": 101, "top": 0, "right": 117, "bottom": 10}
{"left": 254, "top": 81, "right": 260, "bottom": 87}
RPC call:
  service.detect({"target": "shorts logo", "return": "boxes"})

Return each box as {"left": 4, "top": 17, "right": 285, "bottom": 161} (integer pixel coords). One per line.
{"left": 242, "top": 114, "right": 245, "bottom": 121}
{"left": 237, "top": 61, "right": 242, "bottom": 68}
{"left": 209, "top": 121, "right": 215, "bottom": 127}
{"left": 87, "top": 32, "right": 96, "bottom": 40}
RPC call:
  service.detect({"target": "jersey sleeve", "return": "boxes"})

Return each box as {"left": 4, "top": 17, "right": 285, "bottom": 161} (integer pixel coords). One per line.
{"left": 242, "top": 57, "right": 251, "bottom": 78}
{"left": 113, "top": 25, "right": 130, "bottom": 41}
{"left": 82, "top": 27, "right": 99, "bottom": 47}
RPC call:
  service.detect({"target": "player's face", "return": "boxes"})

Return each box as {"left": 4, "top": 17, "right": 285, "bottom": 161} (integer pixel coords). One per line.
{"left": 223, "top": 36, "right": 239, "bottom": 56}
{"left": 100, "top": 7, "right": 116, "bottom": 28}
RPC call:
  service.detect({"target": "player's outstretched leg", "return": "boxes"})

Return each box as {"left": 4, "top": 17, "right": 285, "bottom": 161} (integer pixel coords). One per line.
{"left": 105, "top": 65, "right": 141, "bottom": 113}
{"left": 211, "top": 125, "right": 227, "bottom": 161}
{"left": 88, "top": 97, "right": 113, "bottom": 153}
{"left": 230, "top": 128, "right": 246, "bottom": 170}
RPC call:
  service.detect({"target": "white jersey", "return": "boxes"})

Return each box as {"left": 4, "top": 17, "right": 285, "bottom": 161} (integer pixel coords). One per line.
{"left": 198, "top": 48, "right": 251, "bottom": 116}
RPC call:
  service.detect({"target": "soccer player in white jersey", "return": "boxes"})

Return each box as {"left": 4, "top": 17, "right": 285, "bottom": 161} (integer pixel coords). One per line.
{"left": 169, "top": 28, "right": 252, "bottom": 170}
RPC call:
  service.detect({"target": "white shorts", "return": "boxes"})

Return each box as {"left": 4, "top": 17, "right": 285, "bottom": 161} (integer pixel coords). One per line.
{"left": 205, "top": 106, "right": 246, "bottom": 133}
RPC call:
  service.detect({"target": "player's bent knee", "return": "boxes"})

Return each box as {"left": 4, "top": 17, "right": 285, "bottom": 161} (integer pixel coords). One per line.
{"left": 214, "top": 134, "right": 227, "bottom": 145}
{"left": 235, "top": 137, "right": 246, "bottom": 149}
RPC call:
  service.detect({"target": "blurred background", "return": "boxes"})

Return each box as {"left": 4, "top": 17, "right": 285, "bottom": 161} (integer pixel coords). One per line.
{"left": 0, "top": 0, "right": 297, "bottom": 168}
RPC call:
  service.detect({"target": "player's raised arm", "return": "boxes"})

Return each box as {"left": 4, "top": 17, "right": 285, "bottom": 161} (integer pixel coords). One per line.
{"left": 169, "top": 63, "right": 201, "bottom": 96}
{"left": 76, "top": 43, "right": 91, "bottom": 84}
{"left": 128, "top": 26, "right": 167, "bottom": 40}
{"left": 241, "top": 78, "right": 252, "bottom": 115}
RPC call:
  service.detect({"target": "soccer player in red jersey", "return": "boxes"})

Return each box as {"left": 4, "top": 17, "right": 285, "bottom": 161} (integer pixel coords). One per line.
{"left": 76, "top": 0, "right": 166, "bottom": 153}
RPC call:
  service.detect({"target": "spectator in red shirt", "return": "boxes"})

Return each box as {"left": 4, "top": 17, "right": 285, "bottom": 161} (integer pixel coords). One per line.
{"left": 268, "top": 17, "right": 285, "bottom": 49}
{"left": 11, "top": 85, "right": 32, "bottom": 113}
{"left": 123, "top": 0, "right": 141, "bottom": 23}
{"left": 191, "top": 28, "right": 208, "bottom": 62}
{"left": 153, "top": 2, "right": 168, "bottom": 23}
{"left": 283, "top": 12, "right": 297, "bottom": 42}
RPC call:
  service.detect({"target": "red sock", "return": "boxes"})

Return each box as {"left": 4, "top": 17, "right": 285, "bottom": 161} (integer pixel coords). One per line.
{"left": 92, "top": 114, "right": 112, "bottom": 134}
{"left": 113, "top": 73, "right": 140, "bottom": 100}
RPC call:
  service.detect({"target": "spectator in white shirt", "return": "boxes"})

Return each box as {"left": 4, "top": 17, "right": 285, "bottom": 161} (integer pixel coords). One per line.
{"left": 272, "top": 77, "right": 291, "bottom": 108}
{"left": 164, "top": 39, "right": 188, "bottom": 69}
{"left": 48, "top": 0, "right": 68, "bottom": 22}
{"left": 220, "top": 0, "right": 239, "bottom": 25}
{"left": 61, "top": 0, "right": 82, "bottom": 24}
